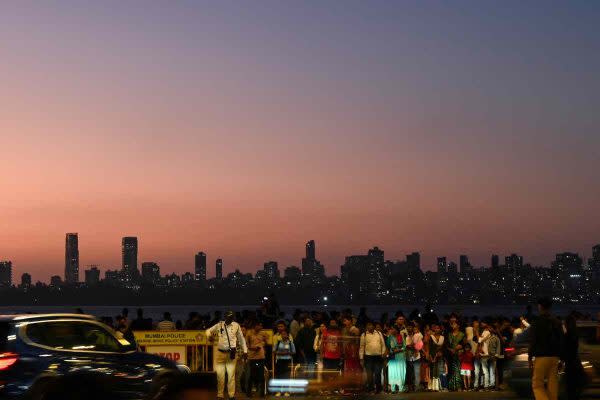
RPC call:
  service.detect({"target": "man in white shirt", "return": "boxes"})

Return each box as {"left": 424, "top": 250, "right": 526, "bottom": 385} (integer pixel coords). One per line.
{"left": 478, "top": 321, "right": 493, "bottom": 389}
{"left": 359, "top": 322, "right": 387, "bottom": 393}
{"left": 206, "top": 311, "right": 248, "bottom": 399}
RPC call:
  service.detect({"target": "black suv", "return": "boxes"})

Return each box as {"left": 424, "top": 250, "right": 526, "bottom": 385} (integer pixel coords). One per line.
{"left": 0, "top": 313, "right": 185, "bottom": 399}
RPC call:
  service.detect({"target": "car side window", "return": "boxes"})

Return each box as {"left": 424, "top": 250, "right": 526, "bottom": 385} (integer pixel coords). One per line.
{"left": 76, "top": 322, "right": 122, "bottom": 352}
{"left": 26, "top": 321, "right": 81, "bottom": 350}
{"left": 26, "top": 321, "right": 122, "bottom": 352}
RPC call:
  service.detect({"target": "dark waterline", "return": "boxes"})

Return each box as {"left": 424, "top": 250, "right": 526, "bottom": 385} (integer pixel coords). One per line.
{"left": 0, "top": 304, "right": 598, "bottom": 324}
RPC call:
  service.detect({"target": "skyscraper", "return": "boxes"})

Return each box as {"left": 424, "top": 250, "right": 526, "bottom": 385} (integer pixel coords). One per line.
{"left": 20, "top": 273, "right": 31, "bottom": 289}
{"left": 505, "top": 254, "right": 524, "bottom": 270}
{"left": 85, "top": 266, "right": 101, "bottom": 286}
{"left": 459, "top": 255, "right": 472, "bottom": 273}
{"left": 0, "top": 261, "right": 12, "bottom": 287}
{"left": 302, "top": 240, "right": 325, "bottom": 284}
{"left": 263, "top": 261, "right": 280, "bottom": 280}
{"left": 65, "top": 233, "right": 79, "bottom": 284}
{"left": 216, "top": 258, "right": 223, "bottom": 280}
{"left": 590, "top": 244, "right": 600, "bottom": 269}
{"left": 141, "top": 262, "right": 161, "bottom": 284}
{"left": 195, "top": 252, "right": 207, "bottom": 281}
{"left": 437, "top": 257, "right": 447, "bottom": 274}
{"left": 491, "top": 254, "right": 499, "bottom": 269}
{"left": 406, "top": 252, "right": 421, "bottom": 271}
{"left": 122, "top": 237, "right": 139, "bottom": 282}
{"left": 306, "top": 240, "right": 316, "bottom": 261}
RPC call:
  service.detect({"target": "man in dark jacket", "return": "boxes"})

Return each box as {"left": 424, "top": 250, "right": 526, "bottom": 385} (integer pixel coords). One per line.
{"left": 295, "top": 317, "right": 317, "bottom": 374}
{"left": 529, "top": 297, "right": 564, "bottom": 400}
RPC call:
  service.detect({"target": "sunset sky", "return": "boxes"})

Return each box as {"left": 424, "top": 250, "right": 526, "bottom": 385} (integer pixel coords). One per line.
{"left": 1, "top": 1, "right": 599, "bottom": 282}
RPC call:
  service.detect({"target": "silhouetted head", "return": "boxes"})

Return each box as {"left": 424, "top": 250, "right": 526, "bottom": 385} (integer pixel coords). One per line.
{"left": 224, "top": 310, "right": 234, "bottom": 324}
{"left": 366, "top": 321, "right": 375, "bottom": 333}
{"left": 537, "top": 297, "right": 553, "bottom": 314}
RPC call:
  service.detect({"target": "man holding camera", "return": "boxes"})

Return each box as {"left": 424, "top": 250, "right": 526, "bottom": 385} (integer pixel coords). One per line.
{"left": 207, "top": 310, "right": 248, "bottom": 399}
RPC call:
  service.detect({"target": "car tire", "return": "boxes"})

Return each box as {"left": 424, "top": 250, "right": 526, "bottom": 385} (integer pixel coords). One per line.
{"left": 26, "top": 378, "right": 57, "bottom": 400}
{"left": 148, "top": 374, "right": 175, "bottom": 399}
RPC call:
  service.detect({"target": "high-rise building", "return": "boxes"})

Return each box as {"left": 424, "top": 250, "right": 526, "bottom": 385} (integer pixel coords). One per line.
{"left": 406, "top": 252, "right": 421, "bottom": 271}
{"left": 459, "top": 255, "right": 472, "bottom": 273}
{"left": 263, "top": 261, "right": 280, "bottom": 280}
{"left": 284, "top": 266, "right": 302, "bottom": 283}
{"left": 216, "top": 259, "right": 223, "bottom": 280}
{"left": 0, "top": 261, "right": 12, "bottom": 287}
{"left": 141, "top": 262, "right": 160, "bottom": 284}
{"left": 306, "top": 240, "right": 316, "bottom": 261}
{"left": 182, "top": 272, "right": 194, "bottom": 285}
{"left": 302, "top": 240, "right": 325, "bottom": 284}
{"left": 491, "top": 254, "right": 500, "bottom": 269}
{"left": 448, "top": 261, "right": 458, "bottom": 275}
{"left": 505, "top": 254, "right": 524, "bottom": 270}
{"left": 104, "top": 269, "right": 121, "bottom": 284}
{"left": 195, "top": 252, "right": 207, "bottom": 281}
{"left": 85, "top": 266, "right": 101, "bottom": 286}
{"left": 50, "top": 275, "right": 62, "bottom": 287}
{"left": 590, "top": 244, "right": 600, "bottom": 269}
{"left": 65, "top": 233, "right": 79, "bottom": 284}
{"left": 553, "top": 252, "right": 583, "bottom": 274}
{"left": 20, "top": 273, "right": 31, "bottom": 289}
{"left": 437, "top": 257, "right": 447, "bottom": 274}
{"left": 122, "top": 237, "right": 139, "bottom": 282}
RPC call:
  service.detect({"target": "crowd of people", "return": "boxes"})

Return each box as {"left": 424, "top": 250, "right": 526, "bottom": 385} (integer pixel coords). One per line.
{"left": 98, "top": 296, "right": 592, "bottom": 400}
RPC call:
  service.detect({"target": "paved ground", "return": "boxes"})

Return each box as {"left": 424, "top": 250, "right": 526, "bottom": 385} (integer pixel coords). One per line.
{"left": 265, "top": 391, "right": 519, "bottom": 399}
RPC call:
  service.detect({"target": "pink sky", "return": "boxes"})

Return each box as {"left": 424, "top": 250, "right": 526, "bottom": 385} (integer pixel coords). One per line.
{"left": 1, "top": 2, "right": 599, "bottom": 282}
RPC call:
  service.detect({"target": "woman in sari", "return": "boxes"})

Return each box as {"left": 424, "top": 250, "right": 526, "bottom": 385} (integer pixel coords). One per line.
{"left": 386, "top": 326, "right": 406, "bottom": 393}
{"left": 447, "top": 321, "right": 465, "bottom": 391}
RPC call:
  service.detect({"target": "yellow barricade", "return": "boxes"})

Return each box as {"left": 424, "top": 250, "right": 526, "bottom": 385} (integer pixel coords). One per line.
{"left": 133, "top": 329, "right": 274, "bottom": 372}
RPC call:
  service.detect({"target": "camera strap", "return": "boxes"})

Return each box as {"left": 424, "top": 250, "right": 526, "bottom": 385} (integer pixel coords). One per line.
{"left": 223, "top": 322, "right": 233, "bottom": 350}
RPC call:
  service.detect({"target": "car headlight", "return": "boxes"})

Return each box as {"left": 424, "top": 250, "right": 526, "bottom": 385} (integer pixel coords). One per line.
{"left": 176, "top": 364, "right": 191, "bottom": 374}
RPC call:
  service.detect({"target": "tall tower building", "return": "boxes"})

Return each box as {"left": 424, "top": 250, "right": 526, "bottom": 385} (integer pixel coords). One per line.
{"left": 406, "top": 252, "right": 421, "bottom": 270}
{"left": 141, "top": 262, "right": 161, "bottom": 284}
{"left": 459, "top": 255, "right": 472, "bottom": 273}
{"left": 85, "top": 266, "right": 101, "bottom": 286}
{"left": 437, "top": 257, "right": 447, "bottom": 274}
{"left": 263, "top": 261, "right": 280, "bottom": 280}
{"left": 20, "top": 272, "right": 31, "bottom": 288}
{"left": 195, "top": 252, "right": 207, "bottom": 281}
{"left": 306, "top": 240, "right": 316, "bottom": 260}
{"left": 0, "top": 261, "right": 12, "bottom": 287}
{"left": 65, "top": 233, "right": 79, "bottom": 284}
{"left": 216, "top": 258, "right": 223, "bottom": 280}
{"left": 491, "top": 254, "right": 500, "bottom": 269}
{"left": 505, "top": 254, "right": 524, "bottom": 270}
{"left": 591, "top": 244, "right": 600, "bottom": 269}
{"left": 122, "top": 237, "right": 139, "bottom": 281}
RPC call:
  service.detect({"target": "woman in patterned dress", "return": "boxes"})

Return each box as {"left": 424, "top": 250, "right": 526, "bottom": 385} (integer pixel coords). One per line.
{"left": 447, "top": 321, "right": 465, "bottom": 391}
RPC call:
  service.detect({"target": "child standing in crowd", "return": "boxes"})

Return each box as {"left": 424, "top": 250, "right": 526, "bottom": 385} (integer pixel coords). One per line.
{"left": 460, "top": 343, "right": 475, "bottom": 391}
{"left": 428, "top": 324, "right": 445, "bottom": 392}
{"left": 274, "top": 331, "right": 296, "bottom": 397}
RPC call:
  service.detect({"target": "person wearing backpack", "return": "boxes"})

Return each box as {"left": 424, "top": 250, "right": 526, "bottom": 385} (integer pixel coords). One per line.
{"left": 529, "top": 297, "right": 564, "bottom": 400}
{"left": 359, "top": 321, "right": 387, "bottom": 393}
